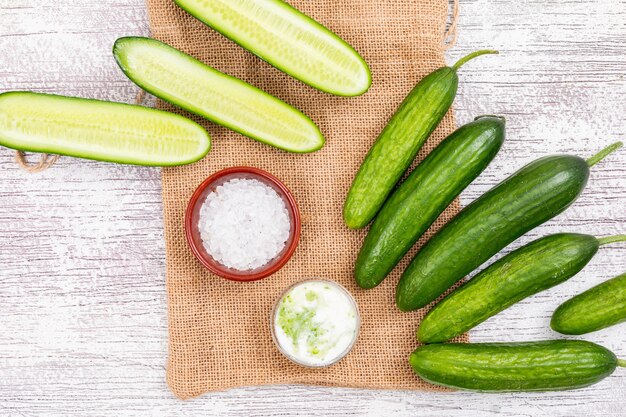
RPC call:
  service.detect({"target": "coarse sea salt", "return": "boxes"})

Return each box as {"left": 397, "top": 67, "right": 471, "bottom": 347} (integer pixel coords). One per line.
{"left": 198, "top": 178, "right": 291, "bottom": 271}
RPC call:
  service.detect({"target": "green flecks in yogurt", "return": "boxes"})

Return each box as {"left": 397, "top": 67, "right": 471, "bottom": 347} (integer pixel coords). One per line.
{"left": 277, "top": 300, "right": 318, "bottom": 348}
{"left": 277, "top": 293, "right": 329, "bottom": 359}
{"left": 305, "top": 290, "right": 318, "bottom": 302}
{"left": 274, "top": 281, "right": 359, "bottom": 366}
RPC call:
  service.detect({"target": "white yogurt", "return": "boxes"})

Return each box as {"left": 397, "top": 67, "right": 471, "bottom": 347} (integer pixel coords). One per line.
{"left": 272, "top": 280, "right": 360, "bottom": 367}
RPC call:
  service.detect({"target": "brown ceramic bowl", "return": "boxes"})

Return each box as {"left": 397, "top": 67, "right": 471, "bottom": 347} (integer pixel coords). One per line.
{"left": 185, "top": 167, "right": 301, "bottom": 282}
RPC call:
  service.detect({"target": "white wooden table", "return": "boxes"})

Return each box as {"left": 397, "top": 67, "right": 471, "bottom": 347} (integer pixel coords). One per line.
{"left": 1, "top": 0, "right": 625, "bottom": 415}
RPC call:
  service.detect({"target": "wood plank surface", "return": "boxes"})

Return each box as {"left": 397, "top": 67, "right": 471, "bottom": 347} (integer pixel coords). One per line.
{"left": 1, "top": 0, "right": 625, "bottom": 415}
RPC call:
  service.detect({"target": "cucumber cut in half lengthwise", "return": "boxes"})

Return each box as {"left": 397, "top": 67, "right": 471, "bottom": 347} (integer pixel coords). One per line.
{"left": 0, "top": 92, "right": 211, "bottom": 166}
{"left": 114, "top": 37, "right": 324, "bottom": 153}
{"left": 173, "top": 0, "right": 371, "bottom": 97}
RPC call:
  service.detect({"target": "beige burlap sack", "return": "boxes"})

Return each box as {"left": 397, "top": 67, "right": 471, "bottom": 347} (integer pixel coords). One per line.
{"left": 145, "top": 0, "right": 465, "bottom": 399}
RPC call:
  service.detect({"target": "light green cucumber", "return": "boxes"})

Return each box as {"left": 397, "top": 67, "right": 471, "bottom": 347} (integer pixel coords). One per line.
{"left": 173, "top": 0, "right": 371, "bottom": 96}
{"left": 0, "top": 92, "right": 211, "bottom": 166}
{"left": 113, "top": 37, "right": 324, "bottom": 153}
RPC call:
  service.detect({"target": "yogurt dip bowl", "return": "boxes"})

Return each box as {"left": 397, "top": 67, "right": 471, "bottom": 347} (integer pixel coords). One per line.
{"left": 271, "top": 279, "right": 360, "bottom": 368}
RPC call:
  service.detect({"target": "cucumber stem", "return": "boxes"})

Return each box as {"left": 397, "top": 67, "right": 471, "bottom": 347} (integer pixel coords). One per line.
{"left": 598, "top": 235, "right": 626, "bottom": 246}
{"left": 587, "top": 141, "right": 623, "bottom": 167}
{"left": 618, "top": 359, "right": 626, "bottom": 368}
{"left": 452, "top": 50, "right": 499, "bottom": 70}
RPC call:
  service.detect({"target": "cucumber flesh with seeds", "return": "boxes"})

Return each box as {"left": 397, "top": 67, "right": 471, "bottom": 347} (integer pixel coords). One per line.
{"left": 173, "top": 0, "right": 371, "bottom": 96}
{"left": 552, "top": 270, "right": 626, "bottom": 335}
{"left": 0, "top": 92, "right": 211, "bottom": 166}
{"left": 410, "top": 340, "right": 623, "bottom": 392}
{"left": 396, "top": 142, "right": 624, "bottom": 311}
{"left": 418, "top": 233, "right": 626, "bottom": 343}
{"left": 355, "top": 116, "right": 505, "bottom": 289}
{"left": 114, "top": 37, "right": 324, "bottom": 153}
{"left": 344, "top": 50, "right": 499, "bottom": 229}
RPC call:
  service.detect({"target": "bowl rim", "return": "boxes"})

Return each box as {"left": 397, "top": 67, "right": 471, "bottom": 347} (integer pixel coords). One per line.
{"left": 269, "top": 279, "right": 361, "bottom": 368}
{"left": 184, "top": 166, "right": 301, "bottom": 282}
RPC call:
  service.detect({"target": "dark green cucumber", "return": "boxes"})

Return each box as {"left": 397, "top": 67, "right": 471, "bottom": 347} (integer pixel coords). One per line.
{"left": 410, "top": 340, "right": 624, "bottom": 392}
{"left": 396, "top": 142, "right": 624, "bottom": 311}
{"left": 343, "top": 50, "right": 499, "bottom": 229}
{"left": 418, "top": 233, "right": 626, "bottom": 343}
{"left": 355, "top": 116, "right": 505, "bottom": 289}
{"left": 552, "top": 270, "right": 626, "bottom": 335}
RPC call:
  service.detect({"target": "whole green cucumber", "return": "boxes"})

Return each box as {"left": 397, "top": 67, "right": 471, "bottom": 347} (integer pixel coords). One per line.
{"left": 343, "top": 50, "right": 498, "bottom": 229}
{"left": 396, "top": 142, "right": 623, "bottom": 311}
{"left": 418, "top": 233, "right": 626, "bottom": 343}
{"left": 552, "top": 270, "right": 626, "bottom": 335}
{"left": 410, "top": 340, "right": 624, "bottom": 392}
{"left": 355, "top": 116, "right": 505, "bottom": 289}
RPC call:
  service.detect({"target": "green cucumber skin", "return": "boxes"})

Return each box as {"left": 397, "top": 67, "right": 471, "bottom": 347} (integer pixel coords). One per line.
{"left": 552, "top": 272, "right": 626, "bottom": 335}
{"left": 410, "top": 340, "right": 617, "bottom": 392}
{"left": 344, "top": 67, "right": 457, "bottom": 229}
{"left": 0, "top": 91, "right": 211, "bottom": 166}
{"left": 173, "top": 0, "right": 371, "bottom": 97}
{"left": 418, "top": 233, "right": 600, "bottom": 343}
{"left": 113, "top": 37, "right": 324, "bottom": 154}
{"left": 396, "top": 154, "right": 590, "bottom": 311}
{"left": 354, "top": 117, "right": 505, "bottom": 289}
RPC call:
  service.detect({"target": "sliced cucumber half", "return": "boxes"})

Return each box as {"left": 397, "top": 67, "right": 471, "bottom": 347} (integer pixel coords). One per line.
{"left": 0, "top": 92, "right": 211, "bottom": 166}
{"left": 114, "top": 37, "right": 325, "bottom": 153}
{"left": 173, "top": 0, "right": 371, "bottom": 97}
